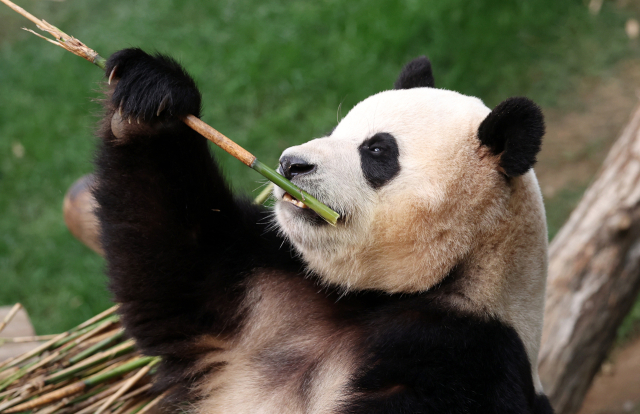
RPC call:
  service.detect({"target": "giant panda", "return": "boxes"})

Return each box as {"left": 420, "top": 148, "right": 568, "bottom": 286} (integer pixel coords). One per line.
{"left": 93, "top": 48, "right": 553, "bottom": 413}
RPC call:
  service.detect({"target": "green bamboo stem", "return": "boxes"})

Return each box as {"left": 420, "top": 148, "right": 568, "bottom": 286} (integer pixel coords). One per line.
{"left": 252, "top": 160, "right": 339, "bottom": 225}
{"left": 254, "top": 182, "right": 275, "bottom": 205}
{"left": 54, "top": 316, "right": 118, "bottom": 352}
{"left": 83, "top": 356, "right": 157, "bottom": 388}
{"left": 0, "top": 361, "right": 38, "bottom": 392}
{"left": 0, "top": 331, "right": 69, "bottom": 372}
{"left": 71, "top": 305, "right": 118, "bottom": 332}
{"left": 45, "top": 340, "right": 136, "bottom": 384}
{"left": 70, "top": 329, "right": 124, "bottom": 364}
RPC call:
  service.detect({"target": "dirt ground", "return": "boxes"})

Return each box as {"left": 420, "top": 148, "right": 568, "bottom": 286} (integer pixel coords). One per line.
{"left": 537, "top": 59, "right": 640, "bottom": 199}
{"left": 578, "top": 336, "right": 640, "bottom": 414}
{"left": 539, "top": 59, "right": 640, "bottom": 413}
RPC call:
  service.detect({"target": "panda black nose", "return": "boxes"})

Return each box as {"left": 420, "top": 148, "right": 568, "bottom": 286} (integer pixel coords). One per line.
{"left": 279, "top": 155, "right": 316, "bottom": 180}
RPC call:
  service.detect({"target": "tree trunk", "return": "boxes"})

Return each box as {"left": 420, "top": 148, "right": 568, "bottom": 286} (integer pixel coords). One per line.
{"left": 539, "top": 105, "right": 640, "bottom": 414}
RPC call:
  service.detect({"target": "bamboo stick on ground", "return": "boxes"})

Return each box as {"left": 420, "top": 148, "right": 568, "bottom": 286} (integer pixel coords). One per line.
{"left": 3, "top": 356, "right": 157, "bottom": 412}
{"left": 111, "top": 398, "right": 141, "bottom": 414}
{"left": 94, "top": 360, "right": 156, "bottom": 414}
{"left": 3, "top": 381, "right": 86, "bottom": 413}
{"left": 72, "top": 381, "right": 128, "bottom": 414}
{"left": 45, "top": 339, "right": 135, "bottom": 383}
{"left": 124, "top": 398, "right": 153, "bottom": 414}
{"left": 136, "top": 390, "right": 169, "bottom": 414}
{"left": 118, "top": 383, "right": 153, "bottom": 402}
{"left": 70, "top": 329, "right": 124, "bottom": 365}
{"left": 73, "top": 305, "right": 119, "bottom": 332}
{"left": 0, "top": 335, "right": 58, "bottom": 344}
{"left": 0, "top": 332, "right": 68, "bottom": 372}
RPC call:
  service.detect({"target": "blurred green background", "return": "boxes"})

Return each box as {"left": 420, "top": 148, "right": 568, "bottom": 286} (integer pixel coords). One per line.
{"left": 1, "top": 0, "right": 639, "bottom": 335}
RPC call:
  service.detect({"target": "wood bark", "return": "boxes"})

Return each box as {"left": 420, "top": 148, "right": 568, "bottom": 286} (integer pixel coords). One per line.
{"left": 539, "top": 105, "right": 640, "bottom": 414}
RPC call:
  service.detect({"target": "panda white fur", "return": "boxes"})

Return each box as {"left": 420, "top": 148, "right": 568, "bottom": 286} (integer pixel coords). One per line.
{"left": 94, "top": 49, "right": 553, "bottom": 413}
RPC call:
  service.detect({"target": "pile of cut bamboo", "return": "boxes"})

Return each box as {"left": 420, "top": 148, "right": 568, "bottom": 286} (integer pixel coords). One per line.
{"left": 0, "top": 304, "right": 161, "bottom": 414}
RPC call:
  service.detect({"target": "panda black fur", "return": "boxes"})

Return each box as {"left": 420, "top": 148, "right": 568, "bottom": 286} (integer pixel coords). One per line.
{"left": 94, "top": 48, "right": 554, "bottom": 413}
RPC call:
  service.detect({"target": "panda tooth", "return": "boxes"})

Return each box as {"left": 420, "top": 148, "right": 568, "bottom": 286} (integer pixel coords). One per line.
{"left": 282, "top": 192, "right": 309, "bottom": 209}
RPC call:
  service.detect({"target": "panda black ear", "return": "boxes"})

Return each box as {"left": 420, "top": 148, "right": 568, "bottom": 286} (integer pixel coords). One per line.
{"left": 394, "top": 56, "right": 435, "bottom": 89}
{"left": 478, "top": 97, "right": 545, "bottom": 177}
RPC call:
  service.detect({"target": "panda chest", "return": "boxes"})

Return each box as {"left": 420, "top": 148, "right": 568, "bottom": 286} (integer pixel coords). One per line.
{"left": 194, "top": 274, "right": 362, "bottom": 414}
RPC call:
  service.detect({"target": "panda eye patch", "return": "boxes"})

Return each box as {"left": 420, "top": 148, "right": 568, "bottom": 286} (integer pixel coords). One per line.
{"left": 358, "top": 133, "right": 401, "bottom": 189}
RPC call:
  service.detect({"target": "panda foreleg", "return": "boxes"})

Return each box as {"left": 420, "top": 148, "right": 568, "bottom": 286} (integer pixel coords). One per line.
{"left": 92, "top": 48, "right": 292, "bottom": 359}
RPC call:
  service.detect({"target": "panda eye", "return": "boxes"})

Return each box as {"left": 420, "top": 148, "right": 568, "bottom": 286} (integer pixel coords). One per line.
{"left": 358, "top": 132, "right": 401, "bottom": 189}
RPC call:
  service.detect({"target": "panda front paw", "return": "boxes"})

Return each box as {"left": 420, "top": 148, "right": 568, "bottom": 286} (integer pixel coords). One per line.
{"left": 105, "top": 48, "right": 202, "bottom": 140}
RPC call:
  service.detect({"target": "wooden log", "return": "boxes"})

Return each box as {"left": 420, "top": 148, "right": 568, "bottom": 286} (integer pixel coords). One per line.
{"left": 63, "top": 174, "right": 103, "bottom": 256}
{"left": 539, "top": 105, "right": 640, "bottom": 414}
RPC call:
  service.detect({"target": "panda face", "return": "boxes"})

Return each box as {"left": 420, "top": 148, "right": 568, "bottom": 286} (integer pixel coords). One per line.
{"left": 274, "top": 88, "right": 510, "bottom": 293}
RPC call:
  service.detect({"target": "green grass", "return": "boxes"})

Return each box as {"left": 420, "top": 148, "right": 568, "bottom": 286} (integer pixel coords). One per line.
{"left": 1, "top": 0, "right": 639, "bottom": 333}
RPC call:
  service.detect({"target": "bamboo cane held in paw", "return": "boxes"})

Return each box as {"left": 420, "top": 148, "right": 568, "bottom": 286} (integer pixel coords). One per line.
{"left": 0, "top": 0, "right": 340, "bottom": 226}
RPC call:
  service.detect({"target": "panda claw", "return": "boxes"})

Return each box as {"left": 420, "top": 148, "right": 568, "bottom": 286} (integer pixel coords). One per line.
{"left": 157, "top": 94, "right": 170, "bottom": 117}
{"left": 108, "top": 65, "right": 118, "bottom": 85}
{"left": 128, "top": 117, "right": 132, "bottom": 125}
{"left": 118, "top": 100, "right": 124, "bottom": 117}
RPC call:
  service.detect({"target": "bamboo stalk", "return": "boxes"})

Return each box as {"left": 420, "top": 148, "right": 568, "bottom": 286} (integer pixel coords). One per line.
{"left": 254, "top": 182, "right": 275, "bottom": 205}
{"left": 0, "top": 304, "right": 22, "bottom": 335}
{"left": 3, "top": 381, "right": 86, "bottom": 413}
{"left": 0, "top": 361, "right": 39, "bottom": 392}
{"left": 0, "top": 0, "right": 341, "bottom": 225}
{"left": 65, "top": 382, "right": 114, "bottom": 407}
{"left": 118, "top": 383, "right": 152, "bottom": 401}
{"left": 0, "top": 379, "right": 71, "bottom": 411}
{"left": 1, "top": 332, "right": 68, "bottom": 371}
{"left": 74, "top": 328, "right": 120, "bottom": 349}
{"left": 111, "top": 398, "right": 140, "bottom": 414}
{"left": 94, "top": 360, "right": 156, "bottom": 414}
{"left": 0, "top": 334, "right": 58, "bottom": 344}
{"left": 74, "top": 395, "right": 115, "bottom": 414}
{"left": 0, "top": 350, "right": 59, "bottom": 392}
{"left": 55, "top": 316, "right": 117, "bottom": 354}
{"left": 0, "top": 367, "right": 19, "bottom": 383}
{"left": 83, "top": 356, "right": 157, "bottom": 387}
{"left": 79, "top": 354, "right": 131, "bottom": 378}
{"left": 3, "top": 357, "right": 155, "bottom": 412}
{"left": 72, "top": 305, "right": 119, "bottom": 332}
{"left": 252, "top": 160, "right": 340, "bottom": 225}
{"left": 136, "top": 390, "right": 168, "bottom": 414}
{"left": 124, "top": 398, "right": 152, "bottom": 414}
{"left": 34, "top": 398, "right": 70, "bottom": 414}
{"left": 45, "top": 339, "right": 135, "bottom": 383}
{"left": 0, "top": 0, "right": 105, "bottom": 67}
{"left": 72, "top": 381, "right": 126, "bottom": 414}
{"left": 69, "top": 329, "right": 124, "bottom": 364}
{"left": 183, "top": 115, "right": 256, "bottom": 167}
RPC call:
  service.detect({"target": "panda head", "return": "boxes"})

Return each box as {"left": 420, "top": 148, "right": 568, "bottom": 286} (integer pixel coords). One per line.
{"left": 273, "top": 56, "right": 546, "bottom": 298}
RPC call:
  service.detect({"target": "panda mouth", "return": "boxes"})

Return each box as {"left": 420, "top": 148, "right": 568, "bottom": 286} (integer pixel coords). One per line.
{"left": 283, "top": 192, "right": 309, "bottom": 209}
{"left": 281, "top": 191, "right": 332, "bottom": 226}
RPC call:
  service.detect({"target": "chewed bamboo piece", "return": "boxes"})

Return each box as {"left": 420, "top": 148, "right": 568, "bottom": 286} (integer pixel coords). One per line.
{"left": 0, "top": 0, "right": 105, "bottom": 67}
{"left": 0, "top": 0, "right": 340, "bottom": 225}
